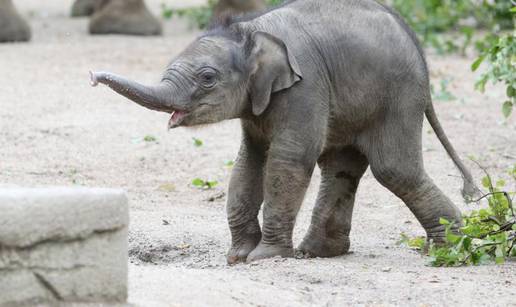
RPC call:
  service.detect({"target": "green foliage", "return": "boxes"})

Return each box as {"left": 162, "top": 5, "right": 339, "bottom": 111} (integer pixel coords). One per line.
{"left": 398, "top": 233, "right": 426, "bottom": 250}
{"left": 431, "top": 78, "right": 457, "bottom": 102}
{"left": 472, "top": 31, "right": 516, "bottom": 118}
{"left": 162, "top": 0, "right": 216, "bottom": 29}
{"left": 162, "top": 0, "right": 283, "bottom": 29}
{"left": 401, "top": 166, "right": 516, "bottom": 267}
{"left": 143, "top": 135, "right": 157, "bottom": 142}
{"left": 192, "top": 137, "right": 204, "bottom": 147}
{"left": 192, "top": 178, "right": 218, "bottom": 189}
{"left": 383, "top": 0, "right": 515, "bottom": 55}
{"left": 266, "top": 0, "right": 283, "bottom": 6}
{"left": 163, "top": 0, "right": 514, "bottom": 54}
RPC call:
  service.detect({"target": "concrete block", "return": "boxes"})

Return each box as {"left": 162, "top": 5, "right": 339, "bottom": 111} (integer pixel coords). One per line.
{"left": 0, "top": 187, "right": 129, "bottom": 306}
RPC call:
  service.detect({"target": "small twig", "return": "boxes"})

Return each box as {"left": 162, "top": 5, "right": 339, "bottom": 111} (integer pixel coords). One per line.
{"left": 470, "top": 159, "right": 496, "bottom": 191}
{"left": 506, "top": 231, "right": 516, "bottom": 257}
{"left": 507, "top": 192, "right": 515, "bottom": 218}
{"left": 471, "top": 192, "right": 509, "bottom": 203}
{"left": 483, "top": 223, "right": 515, "bottom": 237}
{"left": 468, "top": 159, "right": 515, "bottom": 218}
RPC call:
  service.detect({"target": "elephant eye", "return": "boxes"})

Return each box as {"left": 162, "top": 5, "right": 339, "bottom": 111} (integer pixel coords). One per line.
{"left": 198, "top": 68, "right": 218, "bottom": 88}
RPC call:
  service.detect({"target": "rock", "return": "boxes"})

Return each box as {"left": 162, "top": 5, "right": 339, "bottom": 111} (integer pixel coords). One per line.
{"left": 0, "top": 0, "right": 31, "bottom": 43}
{"left": 381, "top": 267, "right": 392, "bottom": 272}
{"left": 0, "top": 187, "right": 129, "bottom": 306}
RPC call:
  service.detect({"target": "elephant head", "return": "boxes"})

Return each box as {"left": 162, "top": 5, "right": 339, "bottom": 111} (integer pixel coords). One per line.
{"left": 90, "top": 26, "right": 302, "bottom": 129}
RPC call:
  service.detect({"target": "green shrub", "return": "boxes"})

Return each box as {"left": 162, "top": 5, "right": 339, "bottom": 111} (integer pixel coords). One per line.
{"left": 382, "top": 0, "right": 514, "bottom": 55}
{"left": 401, "top": 165, "right": 516, "bottom": 267}
{"left": 161, "top": 0, "right": 216, "bottom": 29}
{"left": 472, "top": 29, "right": 515, "bottom": 118}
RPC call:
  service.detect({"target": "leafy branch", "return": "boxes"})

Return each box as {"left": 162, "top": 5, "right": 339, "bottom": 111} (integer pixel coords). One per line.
{"left": 472, "top": 29, "right": 515, "bottom": 118}
{"left": 400, "top": 164, "right": 516, "bottom": 267}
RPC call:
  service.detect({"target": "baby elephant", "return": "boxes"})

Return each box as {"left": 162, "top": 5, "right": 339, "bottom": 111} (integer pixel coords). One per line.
{"left": 91, "top": 0, "right": 476, "bottom": 264}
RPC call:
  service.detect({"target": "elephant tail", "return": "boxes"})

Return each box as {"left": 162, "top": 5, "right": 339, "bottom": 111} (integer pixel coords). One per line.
{"left": 425, "top": 102, "right": 478, "bottom": 201}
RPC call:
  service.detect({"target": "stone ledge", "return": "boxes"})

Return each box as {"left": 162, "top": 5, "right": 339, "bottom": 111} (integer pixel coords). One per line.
{"left": 0, "top": 187, "right": 129, "bottom": 306}
{"left": 0, "top": 187, "right": 128, "bottom": 247}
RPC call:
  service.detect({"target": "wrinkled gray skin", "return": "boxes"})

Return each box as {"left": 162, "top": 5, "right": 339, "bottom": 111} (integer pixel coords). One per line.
{"left": 91, "top": 0, "right": 477, "bottom": 264}
{"left": 0, "top": 0, "right": 31, "bottom": 42}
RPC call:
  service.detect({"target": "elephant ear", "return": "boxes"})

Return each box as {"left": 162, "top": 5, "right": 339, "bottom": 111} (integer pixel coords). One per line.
{"left": 248, "top": 31, "right": 302, "bottom": 116}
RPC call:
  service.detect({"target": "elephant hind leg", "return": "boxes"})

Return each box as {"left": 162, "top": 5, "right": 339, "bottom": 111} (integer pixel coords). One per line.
{"left": 297, "top": 147, "right": 368, "bottom": 258}
{"left": 358, "top": 110, "right": 462, "bottom": 242}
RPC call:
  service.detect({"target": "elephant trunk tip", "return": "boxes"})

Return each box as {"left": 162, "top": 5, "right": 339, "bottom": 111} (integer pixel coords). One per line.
{"left": 89, "top": 70, "right": 100, "bottom": 87}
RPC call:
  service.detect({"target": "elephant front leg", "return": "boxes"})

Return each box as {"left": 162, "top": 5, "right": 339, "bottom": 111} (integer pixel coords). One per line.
{"left": 246, "top": 149, "right": 316, "bottom": 262}
{"left": 226, "top": 140, "right": 265, "bottom": 264}
{"left": 297, "top": 148, "right": 369, "bottom": 258}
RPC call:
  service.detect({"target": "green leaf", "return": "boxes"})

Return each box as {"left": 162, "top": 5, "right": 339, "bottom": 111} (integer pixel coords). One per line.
{"left": 398, "top": 233, "right": 426, "bottom": 250}
{"left": 446, "top": 232, "right": 462, "bottom": 244}
{"left": 481, "top": 176, "right": 492, "bottom": 188}
{"left": 143, "top": 135, "right": 157, "bottom": 142}
{"left": 397, "top": 233, "right": 410, "bottom": 246}
{"left": 471, "top": 55, "right": 485, "bottom": 71}
{"left": 478, "top": 253, "right": 491, "bottom": 265}
{"left": 507, "top": 86, "right": 515, "bottom": 98}
{"left": 192, "top": 178, "right": 205, "bottom": 188}
{"left": 206, "top": 180, "right": 218, "bottom": 189}
{"left": 496, "top": 179, "right": 506, "bottom": 188}
{"left": 192, "top": 137, "right": 203, "bottom": 147}
{"left": 495, "top": 245, "right": 505, "bottom": 264}
{"left": 161, "top": 4, "right": 173, "bottom": 19}
{"left": 410, "top": 237, "right": 427, "bottom": 250}
{"left": 191, "top": 178, "right": 217, "bottom": 189}
{"left": 439, "top": 217, "right": 450, "bottom": 225}
{"left": 502, "top": 101, "right": 513, "bottom": 118}
{"left": 462, "top": 237, "right": 472, "bottom": 251}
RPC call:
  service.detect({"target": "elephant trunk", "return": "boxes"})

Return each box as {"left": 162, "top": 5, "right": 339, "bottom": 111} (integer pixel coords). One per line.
{"left": 90, "top": 71, "right": 179, "bottom": 113}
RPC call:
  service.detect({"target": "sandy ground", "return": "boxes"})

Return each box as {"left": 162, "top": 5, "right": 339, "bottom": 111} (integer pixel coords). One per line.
{"left": 1, "top": 1, "right": 516, "bottom": 306}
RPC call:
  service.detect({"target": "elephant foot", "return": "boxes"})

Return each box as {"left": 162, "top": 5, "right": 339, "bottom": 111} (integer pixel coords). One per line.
{"left": 296, "top": 232, "right": 350, "bottom": 258}
{"left": 246, "top": 242, "right": 294, "bottom": 263}
{"left": 89, "top": 0, "right": 162, "bottom": 36}
{"left": 426, "top": 219, "right": 463, "bottom": 245}
{"left": 71, "top": 0, "right": 97, "bottom": 17}
{"left": 227, "top": 233, "right": 261, "bottom": 265}
{"left": 0, "top": 0, "right": 31, "bottom": 43}
{"left": 427, "top": 232, "right": 446, "bottom": 245}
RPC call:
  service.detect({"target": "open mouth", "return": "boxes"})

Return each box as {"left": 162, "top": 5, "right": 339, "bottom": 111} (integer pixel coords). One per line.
{"left": 168, "top": 110, "right": 188, "bottom": 129}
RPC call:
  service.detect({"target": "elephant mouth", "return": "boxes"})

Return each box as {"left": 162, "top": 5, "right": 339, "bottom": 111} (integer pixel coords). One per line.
{"left": 168, "top": 110, "right": 189, "bottom": 129}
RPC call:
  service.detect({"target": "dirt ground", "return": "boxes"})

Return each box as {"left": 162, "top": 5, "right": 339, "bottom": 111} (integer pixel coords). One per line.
{"left": 1, "top": 1, "right": 515, "bottom": 306}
